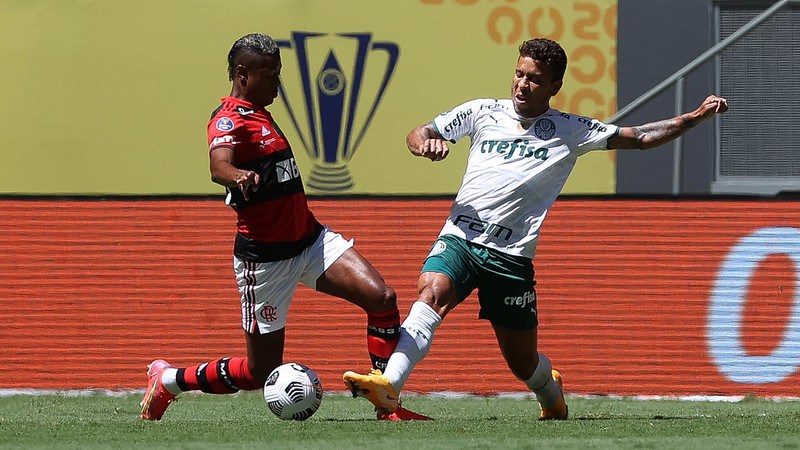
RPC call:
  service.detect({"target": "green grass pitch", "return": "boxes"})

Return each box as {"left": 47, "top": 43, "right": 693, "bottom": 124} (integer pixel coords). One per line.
{"left": 2, "top": 392, "right": 799, "bottom": 449}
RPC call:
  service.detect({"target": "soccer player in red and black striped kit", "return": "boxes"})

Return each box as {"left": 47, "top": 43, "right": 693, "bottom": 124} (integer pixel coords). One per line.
{"left": 140, "top": 33, "right": 429, "bottom": 421}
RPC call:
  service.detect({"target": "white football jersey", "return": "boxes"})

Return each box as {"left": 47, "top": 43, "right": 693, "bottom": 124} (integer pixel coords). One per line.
{"left": 431, "top": 98, "right": 618, "bottom": 258}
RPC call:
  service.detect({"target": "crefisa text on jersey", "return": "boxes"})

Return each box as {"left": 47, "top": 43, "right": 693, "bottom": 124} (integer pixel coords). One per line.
{"left": 442, "top": 108, "right": 474, "bottom": 134}
{"left": 576, "top": 116, "right": 608, "bottom": 132}
{"left": 480, "top": 138, "right": 550, "bottom": 160}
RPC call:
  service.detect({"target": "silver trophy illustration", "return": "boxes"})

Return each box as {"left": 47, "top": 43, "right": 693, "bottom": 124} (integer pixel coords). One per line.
{"left": 277, "top": 32, "right": 399, "bottom": 192}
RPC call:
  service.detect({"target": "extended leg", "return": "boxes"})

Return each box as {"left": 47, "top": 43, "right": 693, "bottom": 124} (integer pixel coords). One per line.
{"left": 492, "top": 324, "right": 567, "bottom": 420}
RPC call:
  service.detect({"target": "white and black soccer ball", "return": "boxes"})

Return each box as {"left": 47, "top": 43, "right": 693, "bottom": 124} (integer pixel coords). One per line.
{"left": 263, "top": 363, "right": 323, "bottom": 421}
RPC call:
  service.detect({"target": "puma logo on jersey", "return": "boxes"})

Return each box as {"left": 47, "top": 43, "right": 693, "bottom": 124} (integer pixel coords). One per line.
{"left": 275, "top": 158, "right": 300, "bottom": 183}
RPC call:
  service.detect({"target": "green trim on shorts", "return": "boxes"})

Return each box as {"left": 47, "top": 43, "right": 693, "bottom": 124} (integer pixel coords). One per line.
{"left": 421, "top": 234, "right": 538, "bottom": 329}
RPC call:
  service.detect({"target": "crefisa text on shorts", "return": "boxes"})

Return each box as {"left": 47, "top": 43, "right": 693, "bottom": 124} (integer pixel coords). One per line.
{"left": 504, "top": 290, "right": 535, "bottom": 309}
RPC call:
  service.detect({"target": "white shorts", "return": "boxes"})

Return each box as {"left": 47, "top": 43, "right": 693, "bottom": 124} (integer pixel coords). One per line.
{"left": 234, "top": 226, "right": 354, "bottom": 334}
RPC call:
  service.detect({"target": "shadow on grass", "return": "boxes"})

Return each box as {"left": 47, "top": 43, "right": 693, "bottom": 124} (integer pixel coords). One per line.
{"left": 572, "top": 415, "right": 709, "bottom": 421}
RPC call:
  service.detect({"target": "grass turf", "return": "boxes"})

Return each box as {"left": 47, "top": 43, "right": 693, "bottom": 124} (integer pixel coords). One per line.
{"left": 1, "top": 392, "right": 799, "bottom": 449}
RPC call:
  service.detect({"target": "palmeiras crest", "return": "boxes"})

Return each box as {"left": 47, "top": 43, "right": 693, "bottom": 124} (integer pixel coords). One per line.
{"left": 277, "top": 32, "right": 399, "bottom": 192}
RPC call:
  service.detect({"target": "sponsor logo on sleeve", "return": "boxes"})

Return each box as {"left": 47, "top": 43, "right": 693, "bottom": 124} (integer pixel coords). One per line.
{"left": 577, "top": 117, "right": 607, "bottom": 132}
{"left": 216, "top": 117, "right": 234, "bottom": 131}
{"left": 442, "top": 108, "right": 473, "bottom": 134}
{"left": 211, "top": 135, "right": 234, "bottom": 147}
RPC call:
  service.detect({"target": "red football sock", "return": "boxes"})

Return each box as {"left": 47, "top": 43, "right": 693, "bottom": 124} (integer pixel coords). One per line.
{"left": 176, "top": 357, "right": 259, "bottom": 393}
{"left": 367, "top": 308, "right": 401, "bottom": 371}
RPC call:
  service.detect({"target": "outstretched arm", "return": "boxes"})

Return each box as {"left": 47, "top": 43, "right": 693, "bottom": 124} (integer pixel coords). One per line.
{"left": 406, "top": 123, "right": 450, "bottom": 162}
{"left": 606, "top": 95, "right": 728, "bottom": 150}
{"left": 209, "top": 147, "right": 260, "bottom": 200}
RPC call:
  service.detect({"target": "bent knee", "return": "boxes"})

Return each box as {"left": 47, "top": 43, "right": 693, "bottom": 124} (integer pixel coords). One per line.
{"left": 373, "top": 285, "right": 398, "bottom": 311}
{"left": 359, "top": 283, "right": 399, "bottom": 313}
{"left": 418, "top": 274, "right": 460, "bottom": 317}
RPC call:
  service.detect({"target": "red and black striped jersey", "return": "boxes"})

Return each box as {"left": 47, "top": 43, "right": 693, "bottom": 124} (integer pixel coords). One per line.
{"left": 207, "top": 96, "right": 321, "bottom": 262}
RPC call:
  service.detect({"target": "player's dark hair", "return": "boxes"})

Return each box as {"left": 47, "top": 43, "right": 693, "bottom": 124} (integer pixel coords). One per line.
{"left": 227, "top": 33, "right": 280, "bottom": 81}
{"left": 518, "top": 38, "right": 568, "bottom": 82}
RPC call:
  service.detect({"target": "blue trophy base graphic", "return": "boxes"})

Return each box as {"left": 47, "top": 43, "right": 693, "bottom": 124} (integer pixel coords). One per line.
{"left": 307, "top": 163, "right": 354, "bottom": 192}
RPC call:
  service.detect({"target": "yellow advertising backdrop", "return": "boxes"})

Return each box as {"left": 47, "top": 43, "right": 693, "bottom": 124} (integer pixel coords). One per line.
{"left": 0, "top": 0, "right": 616, "bottom": 195}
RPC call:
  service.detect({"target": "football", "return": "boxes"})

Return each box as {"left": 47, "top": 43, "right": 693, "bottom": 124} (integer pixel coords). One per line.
{"left": 263, "top": 363, "right": 323, "bottom": 420}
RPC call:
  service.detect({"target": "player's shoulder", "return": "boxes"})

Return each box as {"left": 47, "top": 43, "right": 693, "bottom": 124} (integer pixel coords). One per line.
{"left": 541, "top": 108, "right": 571, "bottom": 121}
{"left": 208, "top": 97, "right": 264, "bottom": 131}
{"left": 470, "top": 98, "right": 513, "bottom": 113}
{"left": 443, "top": 98, "right": 510, "bottom": 113}
{"left": 545, "top": 109, "right": 614, "bottom": 132}
{"left": 212, "top": 97, "right": 261, "bottom": 116}
{"left": 448, "top": 99, "right": 514, "bottom": 124}
{"left": 208, "top": 98, "right": 236, "bottom": 129}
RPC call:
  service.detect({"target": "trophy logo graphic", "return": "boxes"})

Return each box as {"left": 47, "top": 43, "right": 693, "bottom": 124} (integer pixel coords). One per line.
{"left": 277, "top": 32, "right": 399, "bottom": 192}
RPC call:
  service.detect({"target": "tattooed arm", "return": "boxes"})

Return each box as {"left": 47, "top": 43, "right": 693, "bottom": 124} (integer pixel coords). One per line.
{"left": 606, "top": 95, "right": 729, "bottom": 150}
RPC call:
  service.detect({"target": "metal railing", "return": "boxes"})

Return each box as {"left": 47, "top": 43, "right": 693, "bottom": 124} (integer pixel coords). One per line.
{"left": 608, "top": 0, "right": 800, "bottom": 195}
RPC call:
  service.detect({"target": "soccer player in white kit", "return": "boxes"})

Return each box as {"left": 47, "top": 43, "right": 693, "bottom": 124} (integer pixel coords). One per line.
{"left": 344, "top": 38, "right": 728, "bottom": 419}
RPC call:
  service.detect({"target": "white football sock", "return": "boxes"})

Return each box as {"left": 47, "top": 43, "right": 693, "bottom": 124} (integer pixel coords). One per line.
{"left": 523, "top": 352, "right": 561, "bottom": 408}
{"left": 383, "top": 301, "right": 442, "bottom": 392}
{"left": 160, "top": 368, "right": 182, "bottom": 395}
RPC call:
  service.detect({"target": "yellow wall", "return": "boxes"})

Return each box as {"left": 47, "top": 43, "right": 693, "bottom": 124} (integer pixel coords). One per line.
{"left": 0, "top": 0, "right": 617, "bottom": 195}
